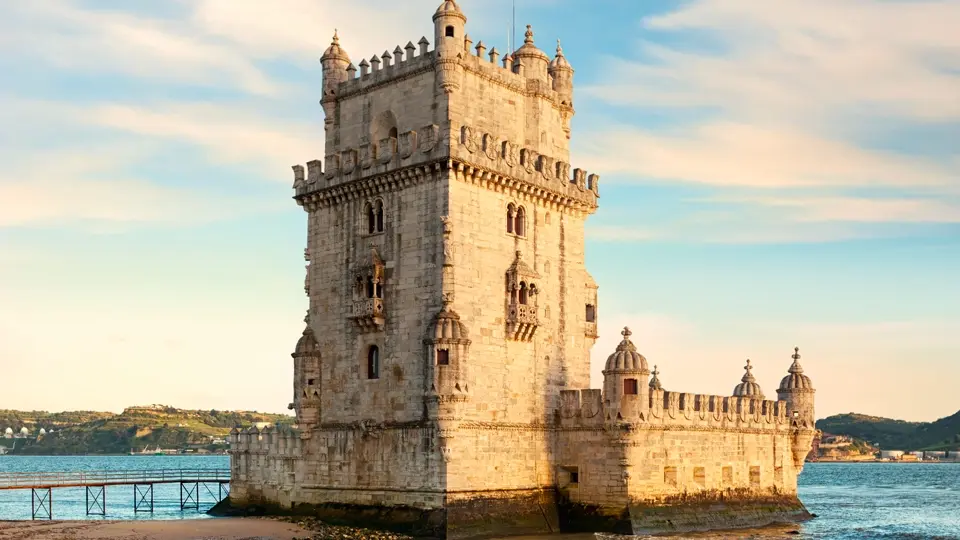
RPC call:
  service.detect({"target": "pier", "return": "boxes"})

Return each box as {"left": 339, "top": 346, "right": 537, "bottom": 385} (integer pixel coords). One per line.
{"left": 0, "top": 468, "right": 230, "bottom": 520}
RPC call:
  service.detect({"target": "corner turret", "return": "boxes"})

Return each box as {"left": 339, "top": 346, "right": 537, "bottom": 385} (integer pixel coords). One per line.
{"left": 549, "top": 39, "right": 575, "bottom": 139}
{"left": 291, "top": 326, "right": 322, "bottom": 427}
{"left": 512, "top": 25, "right": 550, "bottom": 82}
{"left": 433, "top": 0, "right": 467, "bottom": 93}
{"left": 602, "top": 327, "right": 651, "bottom": 421}
{"left": 732, "top": 359, "right": 765, "bottom": 399}
{"left": 777, "top": 347, "right": 816, "bottom": 427}
{"left": 320, "top": 30, "right": 351, "bottom": 125}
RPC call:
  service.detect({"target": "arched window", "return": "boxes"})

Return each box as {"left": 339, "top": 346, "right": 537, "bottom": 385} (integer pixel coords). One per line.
{"left": 366, "top": 276, "right": 375, "bottom": 298}
{"left": 585, "top": 304, "right": 596, "bottom": 322}
{"left": 375, "top": 279, "right": 382, "bottom": 299}
{"left": 514, "top": 206, "right": 525, "bottom": 237}
{"left": 365, "top": 202, "right": 375, "bottom": 234}
{"left": 437, "top": 349, "right": 450, "bottom": 365}
{"left": 388, "top": 127, "right": 398, "bottom": 139}
{"left": 519, "top": 282, "right": 528, "bottom": 305}
{"left": 445, "top": 25, "right": 455, "bottom": 38}
{"left": 367, "top": 346, "right": 380, "bottom": 379}
{"left": 506, "top": 203, "right": 515, "bottom": 234}
{"left": 375, "top": 200, "right": 384, "bottom": 232}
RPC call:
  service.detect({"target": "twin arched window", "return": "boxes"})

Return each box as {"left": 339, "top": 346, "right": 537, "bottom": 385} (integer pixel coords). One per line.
{"left": 365, "top": 200, "right": 384, "bottom": 235}
{"left": 506, "top": 204, "right": 526, "bottom": 237}
{"left": 367, "top": 345, "right": 380, "bottom": 379}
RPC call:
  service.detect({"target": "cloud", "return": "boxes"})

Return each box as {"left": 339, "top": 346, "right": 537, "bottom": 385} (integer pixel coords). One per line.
{"left": 590, "top": 0, "right": 960, "bottom": 124}
{"left": 0, "top": 145, "right": 282, "bottom": 229}
{"left": 1, "top": 1, "right": 284, "bottom": 96}
{"left": 77, "top": 102, "right": 323, "bottom": 177}
{"left": 712, "top": 195, "right": 960, "bottom": 224}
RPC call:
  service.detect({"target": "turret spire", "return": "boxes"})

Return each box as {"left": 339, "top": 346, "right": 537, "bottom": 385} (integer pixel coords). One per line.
{"left": 524, "top": 25, "right": 534, "bottom": 45}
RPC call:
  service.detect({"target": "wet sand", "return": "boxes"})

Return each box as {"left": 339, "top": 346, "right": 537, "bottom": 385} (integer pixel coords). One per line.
{"left": 0, "top": 517, "right": 307, "bottom": 539}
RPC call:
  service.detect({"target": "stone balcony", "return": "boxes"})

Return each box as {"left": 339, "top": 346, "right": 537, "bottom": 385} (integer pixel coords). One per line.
{"left": 507, "top": 304, "right": 538, "bottom": 342}
{"left": 351, "top": 298, "right": 385, "bottom": 333}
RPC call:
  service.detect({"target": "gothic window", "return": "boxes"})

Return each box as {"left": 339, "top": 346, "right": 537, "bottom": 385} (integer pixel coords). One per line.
{"left": 374, "top": 200, "right": 384, "bottom": 232}
{"left": 585, "top": 304, "right": 596, "bottom": 322}
{"left": 624, "top": 378, "right": 639, "bottom": 395}
{"left": 367, "top": 345, "right": 380, "bottom": 379}
{"left": 514, "top": 206, "right": 526, "bottom": 237}
{"left": 437, "top": 349, "right": 450, "bottom": 365}
{"left": 445, "top": 25, "right": 455, "bottom": 38}
{"left": 388, "top": 127, "right": 398, "bottom": 139}
{"left": 366, "top": 277, "right": 375, "bottom": 298}
{"left": 506, "top": 203, "right": 515, "bottom": 234}
{"left": 365, "top": 202, "right": 375, "bottom": 234}
{"left": 519, "top": 282, "right": 528, "bottom": 305}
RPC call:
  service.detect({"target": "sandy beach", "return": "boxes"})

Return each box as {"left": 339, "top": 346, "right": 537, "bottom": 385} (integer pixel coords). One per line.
{"left": 0, "top": 518, "right": 308, "bottom": 540}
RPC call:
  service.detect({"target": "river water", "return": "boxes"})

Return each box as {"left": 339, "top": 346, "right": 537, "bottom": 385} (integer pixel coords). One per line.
{"left": 0, "top": 457, "right": 957, "bottom": 538}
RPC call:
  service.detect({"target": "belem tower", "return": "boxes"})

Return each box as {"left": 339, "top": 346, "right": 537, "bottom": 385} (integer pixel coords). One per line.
{"left": 228, "top": 2, "right": 818, "bottom": 537}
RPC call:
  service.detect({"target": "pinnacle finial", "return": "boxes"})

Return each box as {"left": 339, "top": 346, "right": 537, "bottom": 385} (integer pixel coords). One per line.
{"left": 652, "top": 365, "right": 658, "bottom": 376}
{"left": 745, "top": 359, "right": 752, "bottom": 372}
{"left": 524, "top": 24, "right": 534, "bottom": 44}
{"left": 556, "top": 38, "right": 563, "bottom": 55}
{"left": 742, "top": 359, "right": 756, "bottom": 382}
{"left": 621, "top": 326, "right": 631, "bottom": 339}
{"left": 792, "top": 346, "right": 801, "bottom": 360}
{"left": 332, "top": 29, "right": 339, "bottom": 45}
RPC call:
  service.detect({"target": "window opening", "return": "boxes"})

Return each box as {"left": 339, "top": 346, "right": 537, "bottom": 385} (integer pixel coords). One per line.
{"left": 367, "top": 346, "right": 380, "bottom": 379}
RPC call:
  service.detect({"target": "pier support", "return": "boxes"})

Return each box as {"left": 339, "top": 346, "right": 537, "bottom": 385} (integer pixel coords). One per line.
{"left": 201, "top": 481, "right": 230, "bottom": 504}
{"left": 31, "top": 488, "right": 52, "bottom": 520}
{"left": 133, "top": 483, "right": 154, "bottom": 513}
{"left": 180, "top": 481, "right": 199, "bottom": 511}
{"left": 85, "top": 485, "right": 106, "bottom": 516}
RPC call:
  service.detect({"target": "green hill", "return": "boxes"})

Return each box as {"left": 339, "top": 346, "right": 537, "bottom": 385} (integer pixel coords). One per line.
{"left": 0, "top": 405, "right": 294, "bottom": 455}
{"left": 816, "top": 410, "right": 960, "bottom": 451}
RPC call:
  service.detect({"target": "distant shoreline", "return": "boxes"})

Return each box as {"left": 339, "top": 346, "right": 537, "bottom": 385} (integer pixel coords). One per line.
{"left": 810, "top": 459, "right": 960, "bottom": 464}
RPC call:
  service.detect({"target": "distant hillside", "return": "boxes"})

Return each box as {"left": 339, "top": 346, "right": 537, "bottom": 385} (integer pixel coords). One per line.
{"left": 0, "top": 405, "right": 294, "bottom": 455}
{"left": 817, "top": 410, "right": 960, "bottom": 451}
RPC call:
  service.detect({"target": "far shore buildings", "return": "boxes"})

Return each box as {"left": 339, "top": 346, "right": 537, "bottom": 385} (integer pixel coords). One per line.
{"left": 228, "top": 2, "right": 818, "bottom": 537}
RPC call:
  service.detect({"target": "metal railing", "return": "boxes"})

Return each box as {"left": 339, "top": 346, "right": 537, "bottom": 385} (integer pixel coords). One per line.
{"left": 0, "top": 468, "right": 230, "bottom": 490}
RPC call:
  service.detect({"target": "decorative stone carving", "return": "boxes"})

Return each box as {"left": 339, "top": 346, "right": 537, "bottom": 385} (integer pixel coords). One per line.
{"left": 324, "top": 153, "right": 340, "bottom": 179}
{"left": 482, "top": 134, "right": 499, "bottom": 160}
{"left": 398, "top": 130, "right": 417, "bottom": 158}
{"left": 292, "top": 164, "right": 305, "bottom": 190}
{"left": 522, "top": 149, "right": 538, "bottom": 174}
{"left": 505, "top": 250, "right": 540, "bottom": 342}
{"left": 378, "top": 137, "right": 396, "bottom": 164}
{"left": 461, "top": 126, "right": 480, "bottom": 153}
{"left": 349, "top": 246, "right": 386, "bottom": 333}
{"left": 503, "top": 141, "right": 519, "bottom": 167}
{"left": 341, "top": 149, "right": 357, "bottom": 174}
{"left": 359, "top": 144, "right": 374, "bottom": 169}
{"left": 539, "top": 155, "right": 555, "bottom": 181}
{"left": 573, "top": 168, "right": 587, "bottom": 190}
{"left": 419, "top": 124, "right": 439, "bottom": 153}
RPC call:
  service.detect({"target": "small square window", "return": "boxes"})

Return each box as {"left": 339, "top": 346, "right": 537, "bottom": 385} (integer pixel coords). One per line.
{"left": 307, "top": 379, "right": 315, "bottom": 385}
{"left": 623, "top": 378, "right": 638, "bottom": 395}
{"left": 437, "top": 349, "right": 450, "bottom": 365}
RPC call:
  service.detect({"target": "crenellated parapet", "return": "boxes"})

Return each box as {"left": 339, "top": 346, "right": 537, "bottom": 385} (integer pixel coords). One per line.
{"left": 229, "top": 425, "right": 303, "bottom": 457}
{"left": 558, "top": 389, "right": 791, "bottom": 432}
{"left": 452, "top": 124, "right": 598, "bottom": 214}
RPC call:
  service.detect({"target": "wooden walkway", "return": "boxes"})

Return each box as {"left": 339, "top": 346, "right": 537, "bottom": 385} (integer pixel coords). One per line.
{"left": 0, "top": 468, "right": 230, "bottom": 490}
{"left": 0, "top": 469, "right": 231, "bottom": 519}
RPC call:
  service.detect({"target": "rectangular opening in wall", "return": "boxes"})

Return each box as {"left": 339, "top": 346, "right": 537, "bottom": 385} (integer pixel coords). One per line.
{"left": 437, "top": 349, "right": 450, "bottom": 365}
{"left": 307, "top": 379, "right": 315, "bottom": 385}
{"left": 560, "top": 465, "right": 580, "bottom": 486}
{"left": 664, "top": 466, "right": 678, "bottom": 486}
{"left": 722, "top": 466, "right": 733, "bottom": 486}
{"left": 750, "top": 466, "right": 761, "bottom": 486}
{"left": 693, "top": 466, "right": 706, "bottom": 486}
{"left": 775, "top": 466, "right": 783, "bottom": 485}
{"left": 623, "top": 378, "right": 638, "bottom": 395}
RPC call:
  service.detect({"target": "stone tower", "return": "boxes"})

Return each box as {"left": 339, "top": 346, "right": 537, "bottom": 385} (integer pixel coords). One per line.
{"left": 232, "top": 3, "right": 815, "bottom": 537}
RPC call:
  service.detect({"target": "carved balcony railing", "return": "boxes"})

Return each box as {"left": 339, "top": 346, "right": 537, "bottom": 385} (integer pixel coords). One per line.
{"left": 350, "top": 298, "right": 385, "bottom": 333}
{"left": 507, "top": 303, "right": 538, "bottom": 342}
{"left": 585, "top": 321, "right": 598, "bottom": 339}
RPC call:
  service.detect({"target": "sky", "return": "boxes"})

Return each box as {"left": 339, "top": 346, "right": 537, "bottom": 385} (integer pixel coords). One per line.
{"left": 0, "top": 0, "right": 958, "bottom": 422}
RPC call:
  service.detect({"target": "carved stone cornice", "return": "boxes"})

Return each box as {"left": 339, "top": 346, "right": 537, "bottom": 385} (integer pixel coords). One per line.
{"left": 295, "top": 161, "right": 444, "bottom": 211}
{"left": 450, "top": 159, "right": 595, "bottom": 216}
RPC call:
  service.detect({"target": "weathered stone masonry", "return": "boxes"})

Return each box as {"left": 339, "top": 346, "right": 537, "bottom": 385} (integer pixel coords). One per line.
{"left": 229, "top": 2, "right": 817, "bottom": 537}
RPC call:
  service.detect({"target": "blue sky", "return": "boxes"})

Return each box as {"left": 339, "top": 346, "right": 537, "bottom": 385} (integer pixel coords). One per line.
{"left": 1, "top": 0, "right": 957, "bottom": 422}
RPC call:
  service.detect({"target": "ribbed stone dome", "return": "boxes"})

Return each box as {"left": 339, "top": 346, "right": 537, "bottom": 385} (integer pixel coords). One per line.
{"left": 604, "top": 327, "right": 649, "bottom": 373}
{"left": 549, "top": 40, "right": 572, "bottom": 71}
{"left": 733, "top": 359, "right": 765, "bottom": 399}
{"left": 433, "top": 0, "right": 466, "bottom": 21}
{"left": 431, "top": 302, "right": 468, "bottom": 341}
{"left": 320, "top": 30, "right": 350, "bottom": 63}
{"left": 294, "top": 327, "right": 319, "bottom": 355}
{"left": 513, "top": 25, "right": 549, "bottom": 62}
{"left": 779, "top": 347, "right": 814, "bottom": 391}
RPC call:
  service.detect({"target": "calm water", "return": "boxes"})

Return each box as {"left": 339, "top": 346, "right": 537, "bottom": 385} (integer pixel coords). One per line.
{"left": 0, "top": 457, "right": 958, "bottom": 538}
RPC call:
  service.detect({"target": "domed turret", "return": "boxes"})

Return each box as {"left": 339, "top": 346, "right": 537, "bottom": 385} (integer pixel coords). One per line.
{"left": 294, "top": 326, "right": 319, "bottom": 356}
{"left": 432, "top": 303, "right": 468, "bottom": 341}
{"left": 602, "top": 327, "right": 651, "bottom": 420}
{"left": 777, "top": 347, "right": 816, "bottom": 427}
{"left": 512, "top": 25, "right": 550, "bottom": 80}
{"left": 426, "top": 301, "right": 471, "bottom": 412}
{"left": 291, "top": 326, "right": 321, "bottom": 427}
{"left": 320, "top": 30, "right": 351, "bottom": 124}
{"left": 733, "top": 359, "right": 765, "bottom": 399}
{"left": 432, "top": 0, "right": 467, "bottom": 93}
{"left": 549, "top": 39, "right": 574, "bottom": 96}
